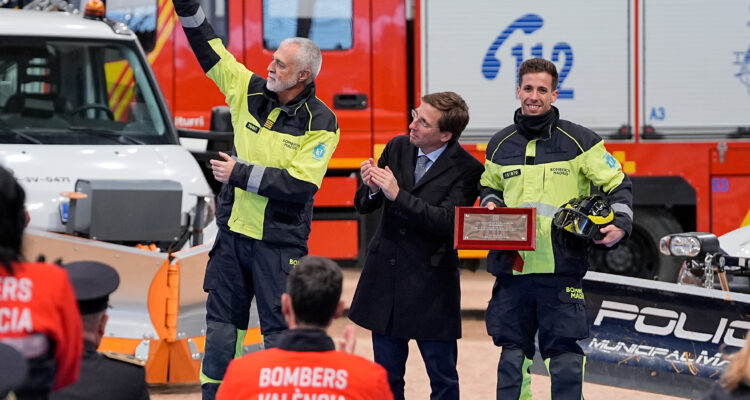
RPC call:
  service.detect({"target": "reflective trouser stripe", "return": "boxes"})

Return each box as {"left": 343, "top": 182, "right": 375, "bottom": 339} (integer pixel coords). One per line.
{"left": 235, "top": 329, "right": 247, "bottom": 358}
{"left": 199, "top": 362, "right": 222, "bottom": 385}
{"left": 200, "top": 321, "right": 244, "bottom": 386}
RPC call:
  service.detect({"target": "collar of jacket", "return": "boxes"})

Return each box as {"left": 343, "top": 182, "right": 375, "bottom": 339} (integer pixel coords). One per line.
{"left": 83, "top": 339, "right": 98, "bottom": 356}
{"left": 277, "top": 328, "right": 335, "bottom": 352}
{"left": 262, "top": 81, "right": 317, "bottom": 117}
{"left": 513, "top": 105, "right": 559, "bottom": 140}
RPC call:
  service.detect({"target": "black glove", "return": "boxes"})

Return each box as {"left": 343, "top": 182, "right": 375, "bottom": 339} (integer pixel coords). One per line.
{"left": 172, "top": 0, "right": 200, "bottom": 17}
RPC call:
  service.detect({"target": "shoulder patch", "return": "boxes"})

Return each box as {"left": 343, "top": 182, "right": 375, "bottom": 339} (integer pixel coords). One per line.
{"left": 102, "top": 352, "right": 146, "bottom": 367}
{"left": 603, "top": 152, "right": 618, "bottom": 168}
{"left": 312, "top": 142, "right": 328, "bottom": 161}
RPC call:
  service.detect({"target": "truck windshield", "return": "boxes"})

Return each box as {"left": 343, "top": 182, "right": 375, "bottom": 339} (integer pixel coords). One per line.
{"left": 0, "top": 37, "right": 170, "bottom": 145}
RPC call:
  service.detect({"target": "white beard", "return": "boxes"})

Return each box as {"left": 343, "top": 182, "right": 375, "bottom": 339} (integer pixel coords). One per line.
{"left": 266, "top": 75, "right": 297, "bottom": 92}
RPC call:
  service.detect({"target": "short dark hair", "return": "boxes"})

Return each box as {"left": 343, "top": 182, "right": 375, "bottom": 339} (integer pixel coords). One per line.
{"left": 518, "top": 58, "right": 559, "bottom": 92}
{"left": 0, "top": 166, "right": 25, "bottom": 273}
{"left": 421, "top": 91, "right": 469, "bottom": 143}
{"left": 286, "top": 256, "right": 342, "bottom": 328}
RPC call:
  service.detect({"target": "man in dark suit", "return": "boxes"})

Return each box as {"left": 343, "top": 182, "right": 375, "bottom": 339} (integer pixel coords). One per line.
{"left": 51, "top": 261, "right": 150, "bottom": 400}
{"left": 348, "top": 91, "right": 484, "bottom": 400}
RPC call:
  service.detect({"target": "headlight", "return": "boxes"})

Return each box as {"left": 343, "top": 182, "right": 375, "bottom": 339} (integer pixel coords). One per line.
{"left": 659, "top": 232, "right": 721, "bottom": 257}
{"left": 659, "top": 236, "right": 671, "bottom": 255}
{"left": 669, "top": 236, "right": 702, "bottom": 257}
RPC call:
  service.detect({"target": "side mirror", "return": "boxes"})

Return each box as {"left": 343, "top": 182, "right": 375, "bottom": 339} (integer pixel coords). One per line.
{"left": 210, "top": 105, "right": 232, "bottom": 132}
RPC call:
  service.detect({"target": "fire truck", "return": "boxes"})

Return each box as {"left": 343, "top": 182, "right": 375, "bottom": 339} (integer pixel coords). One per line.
{"left": 102, "top": 0, "right": 750, "bottom": 281}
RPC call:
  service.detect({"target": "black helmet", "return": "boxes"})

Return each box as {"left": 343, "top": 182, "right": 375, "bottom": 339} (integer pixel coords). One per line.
{"left": 553, "top": 195, "right": 614, "bottom": 240}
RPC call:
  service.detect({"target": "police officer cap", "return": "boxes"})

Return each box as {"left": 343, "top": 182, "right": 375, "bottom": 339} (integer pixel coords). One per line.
{"left": 0, "top": 342, "right": 28, "bottom": 397}
{"left": 65, "top": 261, "right": 120, "bottom": 314}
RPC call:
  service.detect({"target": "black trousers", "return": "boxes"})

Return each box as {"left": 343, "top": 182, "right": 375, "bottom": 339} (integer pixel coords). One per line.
{"left": 200, "top": 229, "right": 306, "bottom": 400}
{"left": 372, "top": 331, "right": 459, "bottom": 400}
{"left": 486, "top": 274, "right": 588, "bottom": 399}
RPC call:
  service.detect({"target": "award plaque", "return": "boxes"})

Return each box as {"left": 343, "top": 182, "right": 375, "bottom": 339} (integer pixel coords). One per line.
{"left": 454, "top": 207, "right": 536, "bottom": 250}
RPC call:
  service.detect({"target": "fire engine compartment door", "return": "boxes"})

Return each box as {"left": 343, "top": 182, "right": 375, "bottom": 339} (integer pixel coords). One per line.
{"left": 248, "top": 0, "right": 373, "bottom": 162}
{"left": 642, "top": 0, "right": 750, "bottom": 137}
{"left": 710, "top": 148, "right": 750, "bottom": 235}
{"left": 422, "top": 0, "right": 630, "bottom": 141}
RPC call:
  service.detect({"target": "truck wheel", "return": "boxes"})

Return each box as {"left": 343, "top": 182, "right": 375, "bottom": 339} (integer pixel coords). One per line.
{"left": 588, "top": 208, "right": 683, "bottom": 281}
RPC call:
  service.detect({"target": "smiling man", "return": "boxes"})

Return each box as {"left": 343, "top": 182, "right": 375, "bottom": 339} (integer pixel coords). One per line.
{"left": 349, "top": 91, "right": 483, "bottom": 400}
{"left": 479, "top": 58, "right": 633, "bottom": 399}
{"left": 172, "top": 1, "right": 339, "bottom": 399}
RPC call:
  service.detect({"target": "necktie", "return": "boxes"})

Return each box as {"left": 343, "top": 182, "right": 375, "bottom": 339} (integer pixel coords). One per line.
{"left": 414, "top": 155, "right": 429, "bottom": 183}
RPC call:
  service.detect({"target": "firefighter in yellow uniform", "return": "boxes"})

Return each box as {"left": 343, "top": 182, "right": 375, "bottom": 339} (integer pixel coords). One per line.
{"left": 480, "top": 58, "right": 633, "bottom": 399}
{"left": 172, "top": 1, "right": 340, "bottom": 398}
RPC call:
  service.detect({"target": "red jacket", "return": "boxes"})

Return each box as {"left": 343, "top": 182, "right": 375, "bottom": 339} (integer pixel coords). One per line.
{"left": 0, "top": 262, "right": 83, "bottom": 390}
{"left": 217, "top": 330, "right": 392, "bottom": 400}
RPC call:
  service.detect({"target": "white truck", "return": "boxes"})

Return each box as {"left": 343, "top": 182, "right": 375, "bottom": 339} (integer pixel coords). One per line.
{"left": 0, "top": 8, "right": 217, "bottom": 248}
{"left": 0, "top": 6, "right": 227, "bottom": 383}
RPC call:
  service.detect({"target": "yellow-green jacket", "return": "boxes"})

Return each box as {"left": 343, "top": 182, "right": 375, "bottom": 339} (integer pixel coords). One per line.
{"left": 480, "top": 107, "right": 632, "bottom": 276}
{"left": 176, "top": 4, "right": 339, "bottom": 246}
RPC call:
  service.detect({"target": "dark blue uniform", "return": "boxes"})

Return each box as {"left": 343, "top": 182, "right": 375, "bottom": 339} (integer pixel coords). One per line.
{"left": 50, "top": 341, "right": 149, "bottom": 400}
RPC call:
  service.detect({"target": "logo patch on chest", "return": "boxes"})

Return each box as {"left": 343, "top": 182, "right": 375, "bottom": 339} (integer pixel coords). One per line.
{"left": 503, "top": 169, "right": 521, "bottom": 179}
{"left": 245, "top": 122, "right": 260, "bottom": 133}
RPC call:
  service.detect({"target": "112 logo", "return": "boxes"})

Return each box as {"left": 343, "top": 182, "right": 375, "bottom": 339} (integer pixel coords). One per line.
{"left": 481, "top": 13, "right": 575, "bottom": 99}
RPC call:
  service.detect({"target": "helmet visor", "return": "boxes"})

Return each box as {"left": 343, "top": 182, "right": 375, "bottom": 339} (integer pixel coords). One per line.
{"left": 553, "top": 208, "right": 598, "bottom": 238}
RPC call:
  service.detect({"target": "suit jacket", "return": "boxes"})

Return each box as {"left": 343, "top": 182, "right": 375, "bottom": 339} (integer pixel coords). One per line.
{"left": 348, "top": 135, "right": 484, "bottom": 340}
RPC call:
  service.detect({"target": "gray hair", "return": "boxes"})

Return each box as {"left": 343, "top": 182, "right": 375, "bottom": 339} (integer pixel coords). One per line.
{"left": 281, "top": 37, "right": 322, "bottom": 84}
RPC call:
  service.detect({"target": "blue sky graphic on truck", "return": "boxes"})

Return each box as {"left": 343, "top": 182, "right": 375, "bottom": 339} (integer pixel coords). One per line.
{"left": 481, "top": 13, "right": 575, "bottom": 99}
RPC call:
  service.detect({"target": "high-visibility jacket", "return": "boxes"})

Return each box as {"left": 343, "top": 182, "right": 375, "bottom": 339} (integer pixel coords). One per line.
{"left": 0, "top": 262, "right": 82, "bottom": 391}
{"left": 479, "top": 107, "right": 633, "bottom": 276}
{"left": 175, "top": 1, "right": 340, "bottom": 246}
{"left": 216, "top": 329, "right": 393, "bottom": 400}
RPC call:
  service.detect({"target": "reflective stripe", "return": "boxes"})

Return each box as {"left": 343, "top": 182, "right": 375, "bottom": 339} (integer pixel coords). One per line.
{"left": 199, "top": 360, "right": 222, "bottom": 385}
{"left": 234, "top": 156, "right": 249, "bottom": 166}
{"left": 612, "top": 202, "right": 633, "bottom": 220}
{"left": 247, "top": 165, "right": 265, "bottom": 193}
{"left": 178, "top": 6, "right": 206, "bottom": 28}
{"left": 519, "top": 202, "right": 559, "bottom": 219}
{"left": 235, "top": 329, "right": 247, "bottom": 358}
{"left": 481, "top": 194, "right": 502, "bottom": 207}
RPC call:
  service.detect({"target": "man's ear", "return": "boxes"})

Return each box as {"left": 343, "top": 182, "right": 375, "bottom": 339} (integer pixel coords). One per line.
{"left": 332, "top": 300, "right": 345, "bottom": 319}
{"left": 298, "top": 68, "right": 311, "bottom": 84}
{"left": 281, "top": 293, "right": 292, "bottom": 317}
{"left": 440, "top": 131, "right": 452, "bottom": 144}
{"left": 281, "top": 293, "right": 295, "bottom": 329}
{"left": 98, "top": 313, "right": 109, "bottom": 337}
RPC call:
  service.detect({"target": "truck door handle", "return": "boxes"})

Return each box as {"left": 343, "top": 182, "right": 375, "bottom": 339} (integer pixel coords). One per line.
{"left": 333, "top": 93, "right": 367, "bottom": 110}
